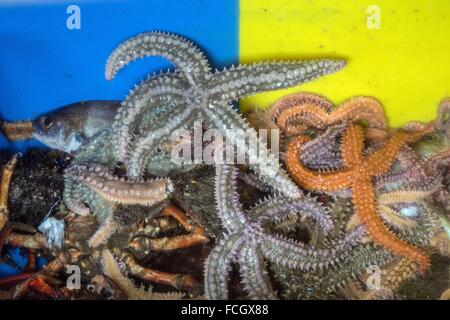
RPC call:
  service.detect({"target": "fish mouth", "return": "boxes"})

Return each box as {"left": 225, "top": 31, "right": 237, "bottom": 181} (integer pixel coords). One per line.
{"left": 0, "top": 120, "right": 34, "bottom": 141}
{"left": 31, "top": 131, "right": 61, "bottom": 149}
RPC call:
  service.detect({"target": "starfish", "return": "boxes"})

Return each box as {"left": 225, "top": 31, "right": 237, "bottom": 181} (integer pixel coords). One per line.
{"left": 269, "top": 92, "right": 388, "bottom": 139}
{"left": 63, "top": 164, "right": 173, "bottom": 247}
{"left": 346, "top": 185, "right": 442, "bottom": 233}
{"left": 64, "top": 164, "right": 172, "bottom": 207}
{"left": 270, "top": 195, "right": 441, "bottom": 299}
{"left": 105, "top": 32, "right": 346, "bottom": 199}
{"left": 377, "top": 146, "right": 438, "bottom": 191}
{"left": 285, "top": 123, "right": 435, "bottom": 273}
{"left": 204, "top": 165, "right": 364, "bottom": 299}
{"left": 296, "top": 123, "right": 345, "bottom": 170}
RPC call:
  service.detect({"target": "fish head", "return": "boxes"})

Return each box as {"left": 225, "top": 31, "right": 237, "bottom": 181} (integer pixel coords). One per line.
{"left": 32, "top": 109, "right": 86, "bottom": 154}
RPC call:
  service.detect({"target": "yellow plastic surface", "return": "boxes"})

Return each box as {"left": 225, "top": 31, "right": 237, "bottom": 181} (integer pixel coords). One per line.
{"left": 240, "top": 0, "right": 450, "bottom": 127}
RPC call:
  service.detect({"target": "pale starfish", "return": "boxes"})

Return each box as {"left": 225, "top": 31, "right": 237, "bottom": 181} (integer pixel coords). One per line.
{"left": 105, "top": 32, "right": 346, "bottom": 199}
{"left": 286, "top": 123, "right": 434, "bottom": 272}
{"left": 64, "top": 164, "right": 172, "bottom": 207}
{"left": 204, "top": 165, "right": 364, "bottom": 299}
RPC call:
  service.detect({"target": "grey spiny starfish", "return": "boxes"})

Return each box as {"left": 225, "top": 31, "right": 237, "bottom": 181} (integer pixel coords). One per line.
{"left": 204, "top": 165, "right": 364, "bottom": 299}
{"left": 297, "top": 123, "right": 345, "bottom": 170}
{"left": 106, "top": 31, "right": 346, "bottom": 198}
{"left": 270, "top": 198, "right": 441, "bottom": 299}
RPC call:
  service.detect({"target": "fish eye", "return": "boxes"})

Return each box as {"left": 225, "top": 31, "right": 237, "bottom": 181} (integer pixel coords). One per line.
{"left": 40, "top": 116, "right": 53, "bottom": 129}
{"left": 423, "top": 133, "right": 436, "bottom": 141}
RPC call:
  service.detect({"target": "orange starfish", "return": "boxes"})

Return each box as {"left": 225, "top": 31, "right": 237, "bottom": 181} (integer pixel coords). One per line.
{"left": 286, "top": 123, "right": 434, "bottom": 273}
{"left": 270, "top": 92, "right": 388, "bottom": 139}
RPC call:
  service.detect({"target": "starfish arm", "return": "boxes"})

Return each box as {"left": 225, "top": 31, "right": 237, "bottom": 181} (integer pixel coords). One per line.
{"left": 237, "top": 243, "right": 278, "bottom": 300}
{"left": 71, "top": 130, "right": 115, "bottom": 165}
{"left": 376, "top": 146, "right": 430, "bottom": 190}
{"left": 63, "top": 176, "right": 91, "bottom": 216}
{"left": 259, "top": 226, "right": 364, "bottom": 271}
{"left": 275, "top": 104, "right": 328, "bottom": 135}
{"left": 88, "top": 214, "right": 119, "bottom": 248}
{"left": 247, "top": 195, "right": 333, "bottom": 233}
{"left": 320, "top": 243, "right": 395, "bottom": 292}
{"left": 105, "top": 32, "right": 211, "bottom": 84}
{"left": 126, "top": 106, "right": 198, "bottom": 179}
{"left": 215, "top": 165, "right": 248, "bottom": 232}
{"left": 203, "top": 102, "right": 303, "bottom": 198}
{"left": 352, "top": 178, "right": 431, "bottom": 273}
{"left": 378, "top": 188, "right": 440, "bottom": 205}
{"left": 208, "top": 59, "right": 346, "bottom": 102}
{"left": 65, "top": 164, "right": 172, "bottom": 206}
{"left": 269, "top": 92, "right": 334, "bottom": 126}
{"left": 120, "top": 99, "right": 184, "bottom": 163}
{"left": 367, "top": 130, "right": 429, "bottom": 176}
{"left": 145, "top": 152, "right": 197, "bottom": 176}
{"left": 341, "top": 124, "right": 365, "bottom": 168}
{"left": 378, "top": 204, "right": 418, "bottom": 230}
{"left": 299, "top": 123, "right": 345, "bottom": 170}
{"left": 204, "top": 233, "right": 243, "bottom": 300}
{"left": 424, "top": 148, "right": 450, "bottom": 178}
{"left": 63, "top": 175, "right": 114, "bottom": 224}
{"left": 334, "top": 97, "right": 387, "bottom": 130}
{"left": 285, "top": 135, "right": 353, "bottom": 192}
{"left": 111, "top": 72, "right": 189, "bottom": 162}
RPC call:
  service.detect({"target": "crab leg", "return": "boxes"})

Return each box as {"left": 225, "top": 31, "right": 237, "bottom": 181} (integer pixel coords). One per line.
{"left": 123, "top": 253, "right": 199, "bottom": 291}
{"left": 159, "top": 205, "right": 206, "bottom": 235}
{"left": 130, "top": 205, "right": 208, "bottom": 253}
{"left": 129, "top": 234, "right": 208, "bottom": 252}
{"left": 0, "top": 153, "right": 19, "bottom": 230}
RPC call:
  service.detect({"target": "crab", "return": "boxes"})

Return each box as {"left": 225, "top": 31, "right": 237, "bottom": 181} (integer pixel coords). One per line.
{"left": 0, "top": 153, "right": 210, "bottom": 299}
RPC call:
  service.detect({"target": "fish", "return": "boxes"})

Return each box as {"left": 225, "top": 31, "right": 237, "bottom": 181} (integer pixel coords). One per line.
{"left": 1, "top": 100, "right": 121, "bottom": 153}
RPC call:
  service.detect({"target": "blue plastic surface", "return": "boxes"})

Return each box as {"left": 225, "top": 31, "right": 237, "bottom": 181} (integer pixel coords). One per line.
{"left": 0, "top": 0, "right": 238, "bottom": 150}
{"left": 0, "top": 0, "right": 237, "bottom": 279}
{"left": 0, "top": 246, "right": 47, "bottom": 278}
